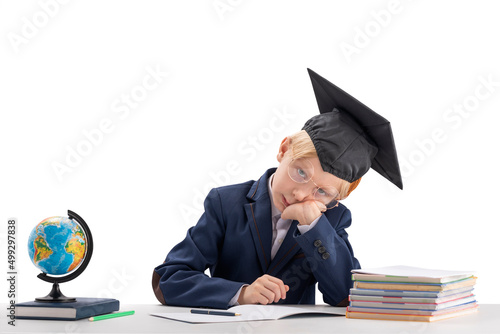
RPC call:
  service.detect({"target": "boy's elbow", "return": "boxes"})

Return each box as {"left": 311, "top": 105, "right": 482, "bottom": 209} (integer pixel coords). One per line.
{"left": 335, "top": 297, "right": 349, "bottom": 307}
{"left": 152, "top": 270, "right": 166, "bottom": 305}
{"left": 323, "top": 294, "right": 349, "bottom": 307}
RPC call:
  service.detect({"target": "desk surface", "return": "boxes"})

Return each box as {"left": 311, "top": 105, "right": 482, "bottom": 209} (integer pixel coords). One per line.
{"left": 2, "top": 304, "right": 498, "bottom": 334}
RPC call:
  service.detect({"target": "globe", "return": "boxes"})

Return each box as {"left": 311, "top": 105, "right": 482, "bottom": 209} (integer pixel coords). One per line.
{"left": 28, "top": 216, "right": 87, "bottom": 276}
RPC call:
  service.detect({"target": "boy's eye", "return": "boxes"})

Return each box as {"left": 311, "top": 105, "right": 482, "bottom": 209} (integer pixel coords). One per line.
{"left": 316, "top": 188, "right": 328, "bottom": 197}
{"left": 297, "top": 168, "right": 307, "bottom": 179}
{"left": 288, "top": 159, "right": 314, "bottom": 184}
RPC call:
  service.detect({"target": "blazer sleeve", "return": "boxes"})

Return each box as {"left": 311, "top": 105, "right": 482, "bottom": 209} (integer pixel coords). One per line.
{"left": 293, "top": 206, "right": 360, "bottom": 306}
{"left": 152, "top": 188, "right": 245, "bottom": 309}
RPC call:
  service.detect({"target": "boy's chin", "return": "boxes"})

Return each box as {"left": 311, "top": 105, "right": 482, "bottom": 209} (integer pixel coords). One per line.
{"left": 272, "top": 198, "right": 285, "bottom": 213}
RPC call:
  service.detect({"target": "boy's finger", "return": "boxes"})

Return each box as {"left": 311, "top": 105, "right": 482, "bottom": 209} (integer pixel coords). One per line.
{"left": 258, "top": 283, "right": 276, "bottom": 303}
{"left": 266, "top": 276, "right": 287, "bottom": 300}
{"left": 267, "top": 280, "right": 284, "bottom": 302}
{"left": 280, "top": 206, "right": 293, "bottom": 220}
{"left": 315, "top": 201, "right": 327, "bottom": 212}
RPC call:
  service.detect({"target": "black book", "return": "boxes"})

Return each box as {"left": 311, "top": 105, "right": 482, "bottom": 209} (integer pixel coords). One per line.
{"left": 15, "top": 298, "right": 119, "bottom": 320}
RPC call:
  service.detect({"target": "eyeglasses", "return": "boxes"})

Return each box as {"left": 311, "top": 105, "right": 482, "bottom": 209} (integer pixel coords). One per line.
{"left": 287, "top": 158, "right": 340, "bottom": 209}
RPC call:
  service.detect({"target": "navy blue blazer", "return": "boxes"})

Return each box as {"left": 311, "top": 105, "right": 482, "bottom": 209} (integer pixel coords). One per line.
{"left": 152, "top": 168, "right": 360, "bottom": 309}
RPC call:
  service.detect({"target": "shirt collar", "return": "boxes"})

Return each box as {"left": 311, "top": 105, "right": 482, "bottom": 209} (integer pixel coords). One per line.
{"left": 267, "top": 173, "right": 282, "bottom": 218}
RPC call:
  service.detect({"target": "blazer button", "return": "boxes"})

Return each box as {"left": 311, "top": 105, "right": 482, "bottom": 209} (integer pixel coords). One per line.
{"left": 313, "top": 240, "right": 322, "bottom": 247}
{"left": 318, "top": 246, "right": 326, "bottom": 254}
{"left": 322, "top": 252, "right": 330, "bottom": 260}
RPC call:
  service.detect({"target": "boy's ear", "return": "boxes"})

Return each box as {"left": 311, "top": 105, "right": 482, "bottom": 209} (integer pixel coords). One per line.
{"left": 277, "top": 137, "right": 291, "bottom": 163}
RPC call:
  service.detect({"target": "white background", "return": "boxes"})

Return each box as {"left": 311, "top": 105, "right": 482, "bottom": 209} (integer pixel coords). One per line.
{"left": 1, "top": 0, "right": 499, "bottom": 305}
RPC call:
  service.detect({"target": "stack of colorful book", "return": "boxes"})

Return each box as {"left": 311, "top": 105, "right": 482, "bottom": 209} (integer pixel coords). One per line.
{"left": 345, "top": 265, "right": 478, "bottom": 322}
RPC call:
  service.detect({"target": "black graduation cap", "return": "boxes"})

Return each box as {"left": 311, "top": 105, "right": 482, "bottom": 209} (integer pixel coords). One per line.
{"left": 302, "top": 68, "right": 403, "bottom": 189}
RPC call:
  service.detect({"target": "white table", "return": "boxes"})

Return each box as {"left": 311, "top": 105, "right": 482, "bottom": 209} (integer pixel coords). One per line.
{"left": 2, "top": 304, "right": 498, "bottom": 334}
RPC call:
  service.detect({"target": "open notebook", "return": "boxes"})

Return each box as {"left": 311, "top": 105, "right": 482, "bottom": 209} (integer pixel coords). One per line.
{"left": 150, "top": 305, "right": 346, "bottom": 323}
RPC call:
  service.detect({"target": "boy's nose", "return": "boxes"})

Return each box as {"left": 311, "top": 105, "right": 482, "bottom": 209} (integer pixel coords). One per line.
{"left": 292, "top": 187, "right": 313, "bottom": 202}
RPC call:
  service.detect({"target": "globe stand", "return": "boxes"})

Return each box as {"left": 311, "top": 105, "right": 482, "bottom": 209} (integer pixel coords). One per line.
{"left": 34, "top": 210, "right": 93, "bottom": 303}
{"left": 35, "top": 282, "right": 76, "bottom": 303}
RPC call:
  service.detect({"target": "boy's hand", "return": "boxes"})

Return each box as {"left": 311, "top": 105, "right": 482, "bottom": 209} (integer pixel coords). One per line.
{"left": 281, "top": 200, "right": 326, "bottom": 225}
{"left": 237, "top": 274, "right": 289, "bottom": 305}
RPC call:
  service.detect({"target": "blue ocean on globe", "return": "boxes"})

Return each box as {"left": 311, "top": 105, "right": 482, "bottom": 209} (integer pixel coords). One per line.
{"left": 27, "top": 216, "right": 86, "bottom": 275}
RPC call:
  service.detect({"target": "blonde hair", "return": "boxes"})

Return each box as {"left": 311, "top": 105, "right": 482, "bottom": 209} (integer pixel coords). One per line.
{"left": 288, "top": 130, "right": 361, "bottom": 199}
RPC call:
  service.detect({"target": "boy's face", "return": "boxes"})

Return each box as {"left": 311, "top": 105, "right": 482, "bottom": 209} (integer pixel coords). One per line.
{"left": 271, "top": 138, "right": 344, "bottom": 213}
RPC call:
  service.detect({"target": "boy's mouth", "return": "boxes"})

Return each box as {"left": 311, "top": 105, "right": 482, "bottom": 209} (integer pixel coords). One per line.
{"left": 282, "top": 195, "right": 290, "bottom": 208}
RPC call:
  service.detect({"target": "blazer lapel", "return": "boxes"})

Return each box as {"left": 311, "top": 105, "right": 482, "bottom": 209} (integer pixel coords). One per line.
{"left": 245, "top": 169, "right": 275, "bottom": 274}
{"left": 267, "top": 220, "right": 301, "bottom": 276}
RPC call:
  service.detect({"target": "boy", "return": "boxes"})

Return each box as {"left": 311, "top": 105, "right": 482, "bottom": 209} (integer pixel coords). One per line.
{"left": 152, "top": 69, "right": 403, "bottom": 309}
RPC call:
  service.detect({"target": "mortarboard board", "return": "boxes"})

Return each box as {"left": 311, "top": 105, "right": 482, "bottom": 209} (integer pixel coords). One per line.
{"left": 302, "top": 68, "right": 403, "bottom": 189}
